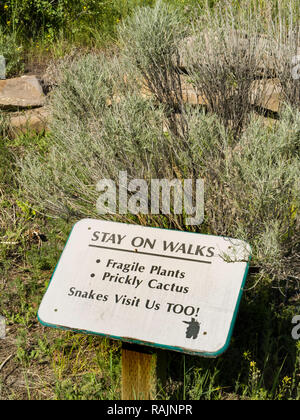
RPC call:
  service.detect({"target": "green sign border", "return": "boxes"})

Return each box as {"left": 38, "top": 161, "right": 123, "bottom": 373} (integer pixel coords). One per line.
{"left": 37, "top": 219, "right": 251, "bottom": 358}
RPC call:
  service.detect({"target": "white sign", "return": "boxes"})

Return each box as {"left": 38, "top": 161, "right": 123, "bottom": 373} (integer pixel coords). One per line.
{"left": 38, "top": 219, "right": 251, "bottom": 357}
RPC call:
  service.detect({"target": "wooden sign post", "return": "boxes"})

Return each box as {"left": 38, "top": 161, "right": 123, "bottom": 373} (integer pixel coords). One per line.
{"left": 38, "top": 219, "right": 251, "bottom": 399}
{"left": 121, "top": 343, "right": 156, "bottom": 399}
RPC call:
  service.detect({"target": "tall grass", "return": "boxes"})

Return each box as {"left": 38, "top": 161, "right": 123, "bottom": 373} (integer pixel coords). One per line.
{"left": 0, "top": 0, "right": 156, "bottom": 46}
{"left": 17, "top": 51, "right": 300, "bottom": 285}
{"left": 118, "top": 0, "right": 188, "bottom": 136}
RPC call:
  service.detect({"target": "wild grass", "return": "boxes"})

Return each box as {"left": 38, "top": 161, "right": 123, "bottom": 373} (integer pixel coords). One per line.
{"left": 17, "top": 2, "right": 300, "bottom": 282}
{"left": 0, "top": 0, "right": 157, "bottom": 47}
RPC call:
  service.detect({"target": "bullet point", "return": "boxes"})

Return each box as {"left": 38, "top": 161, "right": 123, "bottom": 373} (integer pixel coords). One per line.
{"left": 90, "top": 273, "right": 95, "bottom": 278}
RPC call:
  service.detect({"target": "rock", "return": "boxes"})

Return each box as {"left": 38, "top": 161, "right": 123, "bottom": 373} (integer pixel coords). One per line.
{"left": 177, "top": 33, "right": 277, "bottom": 78}
{"left": 9, "top": 107, "right": 50, "bottom": 138}
{"left": 181, "top": 77, "right": 281, "bottom": 112}
{"left": 0, "top": 75, "right": 45, "bottom": 110}
{"left": 176, "top": 36, "right": 195, "bottom": 70}
{"left": 140, "top": 74, "right": 207, "bottom": 107}
{"left": 180, "top": 75, "right": 207, "bottom": 106}
{"left": 181, "top": 88, "right": 205, "bottom": 105}
{"left": 250, "top": 78, "right": 282, "bottom": 113}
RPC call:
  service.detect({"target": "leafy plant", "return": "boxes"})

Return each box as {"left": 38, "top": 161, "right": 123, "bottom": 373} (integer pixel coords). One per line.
{"left": 118, "top": 0, "right": 188, "bottom": 136}
{"left": 0, "top": 27, "right": 23, "bottom": 77}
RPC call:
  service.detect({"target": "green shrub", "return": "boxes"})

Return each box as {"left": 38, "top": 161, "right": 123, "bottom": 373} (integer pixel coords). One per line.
{"left": 0, "top": 0, "right": 65, "bottom": 37}
{"left": 0, "top": 28, "right": 24, "bottom": 77}
{"left": 184, "top": 0, "right": 300, "bottom": 137}
{"left": 269, "top": 2, "right": 300, "bottom": 110}
{"left": 185, "top": 105, "right": 300, "bottom": 281}
{"left": 118, "top": 0, "right": 188, "bottom": 136}
{"left": 112, "top": 2, "right": 173, "bottom": 131}
{"left": 17, "top": 1, "right": 300, "bottom": 286}
{"left": 17, "top": 54, "right": 176, "bottom": 219}
{"left": 0, "top": 0, "right": 156, "bottom": 44}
